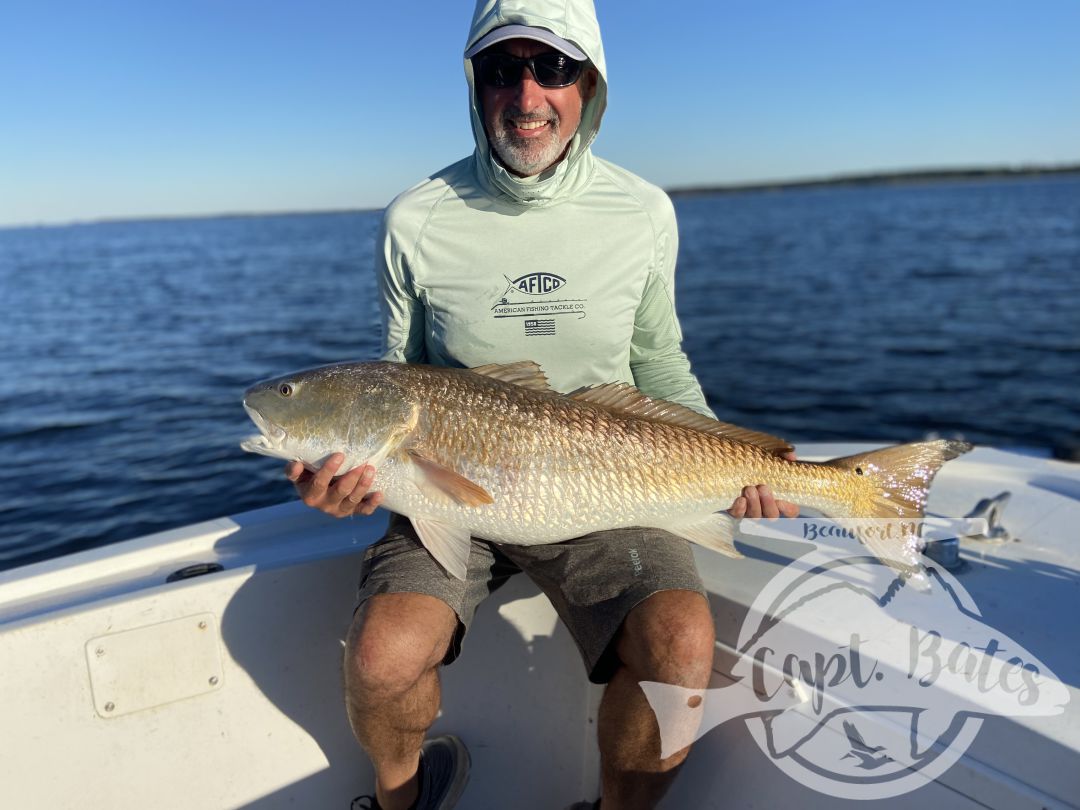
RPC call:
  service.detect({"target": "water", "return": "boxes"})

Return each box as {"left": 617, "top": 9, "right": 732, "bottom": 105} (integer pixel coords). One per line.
{"left": 674, "top": 176, "right": 1080, "bottom": 446}
{"left": 2, "top": 176, "right": 1078, "bottom": 570}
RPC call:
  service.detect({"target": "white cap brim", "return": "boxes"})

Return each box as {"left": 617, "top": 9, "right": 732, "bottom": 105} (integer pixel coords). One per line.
{"left": 465, "top": 24, "right": 587, "bottom": 62}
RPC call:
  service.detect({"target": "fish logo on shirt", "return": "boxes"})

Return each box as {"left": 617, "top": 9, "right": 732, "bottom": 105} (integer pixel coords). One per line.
{"left": 491, "top": 273, "right": 587, "bottom": 320}
{"left": 501, "top": 272, "right": 566, "bottom": 297}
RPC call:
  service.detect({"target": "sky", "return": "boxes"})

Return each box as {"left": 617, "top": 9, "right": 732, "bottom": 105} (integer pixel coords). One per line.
{"left": 1, "top": 0, "right": 1078, "bottom": 227}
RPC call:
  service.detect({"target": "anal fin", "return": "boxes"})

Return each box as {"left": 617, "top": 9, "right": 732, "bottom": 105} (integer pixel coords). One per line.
{"left": 661, "top": 513, "right": 743, "bottom": 559}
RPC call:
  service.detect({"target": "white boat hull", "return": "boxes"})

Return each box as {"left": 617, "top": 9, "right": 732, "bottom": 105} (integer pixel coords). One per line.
{"left": 1, "top": 444, "right": 1078, "bottom": 808}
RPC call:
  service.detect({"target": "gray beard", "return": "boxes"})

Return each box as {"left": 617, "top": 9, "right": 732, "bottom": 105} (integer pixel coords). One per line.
{"left": 489, "top": 107, "right": 570, "bottom": 176}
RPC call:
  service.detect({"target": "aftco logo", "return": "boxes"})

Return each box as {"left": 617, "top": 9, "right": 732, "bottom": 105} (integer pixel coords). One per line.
{"left": 508, "top": 272, "right": 565, "bottom": 295}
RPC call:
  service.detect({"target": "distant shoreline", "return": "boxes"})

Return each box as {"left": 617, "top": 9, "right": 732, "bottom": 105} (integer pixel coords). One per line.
{"left": 666, "top": 163, "right": 1080, "bottom": 198}
{"left": 4, "top": 163, "right": 1080, "bottom": 230}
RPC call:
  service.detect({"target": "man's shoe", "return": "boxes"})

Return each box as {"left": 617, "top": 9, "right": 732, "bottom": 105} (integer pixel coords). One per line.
{"left": 349, "top": 735, "right": 469, "bottom": 810}
{"left": 416, "top": 734, "right": 470, "bottom": 809}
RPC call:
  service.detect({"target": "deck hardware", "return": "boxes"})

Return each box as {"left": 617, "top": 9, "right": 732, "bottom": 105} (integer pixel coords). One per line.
{"left": 86, "top": 613, "right": 224, "bottom": 718}
{"left": 166, "top": 562, "right": 224, "bottom": 583}
{"left": 923, "top": 491, "right": 1013, "bottom": 570}
{"left": 923, "top": 535, "right": 961, "bottom": 569}
{"left": 962, "top": 492, "right": 1012, "bottom": 543}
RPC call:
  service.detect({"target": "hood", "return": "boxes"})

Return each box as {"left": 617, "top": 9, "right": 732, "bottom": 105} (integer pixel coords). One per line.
{"left": 464, "top": 0, "right": 609, "bottom": 206}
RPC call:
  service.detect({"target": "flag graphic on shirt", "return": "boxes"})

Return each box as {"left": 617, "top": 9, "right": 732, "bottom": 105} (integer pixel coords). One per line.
{"left": 524, "top": 318, "right": 556, "bottom": 336}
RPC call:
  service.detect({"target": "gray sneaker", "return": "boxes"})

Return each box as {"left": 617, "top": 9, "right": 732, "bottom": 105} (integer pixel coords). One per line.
{"left": 416, "top": 734, "right": 470, "bottom": 809}
{"left": 349, "top": 735, "right": 470, "bottom": 810}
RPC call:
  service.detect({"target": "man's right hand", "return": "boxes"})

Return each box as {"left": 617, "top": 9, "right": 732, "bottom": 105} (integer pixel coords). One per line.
{"left": 286, "top": 452, "right": 383, "bottom": 518}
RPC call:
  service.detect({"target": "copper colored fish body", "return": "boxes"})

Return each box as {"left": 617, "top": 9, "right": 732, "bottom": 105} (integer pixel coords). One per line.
{"left": 242, "top": 361, "right": 971, "bottom": 581}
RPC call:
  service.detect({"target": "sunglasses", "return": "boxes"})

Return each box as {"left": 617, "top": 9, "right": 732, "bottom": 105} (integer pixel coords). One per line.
{"left": 474, "top": 51, "right": 584, "bottom": 89}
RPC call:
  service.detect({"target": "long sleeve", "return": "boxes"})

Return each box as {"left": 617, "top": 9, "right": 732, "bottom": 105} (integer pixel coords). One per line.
{"left": 628, "top": 213, "right": 716, "bottom": 418}
{"left": 375, "top": 208, "right": 428, "bottom": 364}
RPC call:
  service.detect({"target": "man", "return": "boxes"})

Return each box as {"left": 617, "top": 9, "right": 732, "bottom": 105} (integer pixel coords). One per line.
{"left": 288, "top": 2, "right": 796, "bottom": 808}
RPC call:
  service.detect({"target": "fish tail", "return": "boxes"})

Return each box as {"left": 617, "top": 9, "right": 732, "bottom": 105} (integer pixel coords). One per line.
{"left": 826, "top": 439, "right": 972, "bottom": 519}
{"left": 824, "top": 440, "right": 973, "bottom": 585}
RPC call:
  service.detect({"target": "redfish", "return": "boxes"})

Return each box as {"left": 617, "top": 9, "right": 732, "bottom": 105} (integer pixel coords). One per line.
{"left": 241, "top": 361, "right": 970, "bottom": 583}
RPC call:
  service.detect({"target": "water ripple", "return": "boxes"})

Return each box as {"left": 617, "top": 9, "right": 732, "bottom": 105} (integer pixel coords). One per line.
{"left": 2, "top": 181, "right": 1079, "bottom": 569}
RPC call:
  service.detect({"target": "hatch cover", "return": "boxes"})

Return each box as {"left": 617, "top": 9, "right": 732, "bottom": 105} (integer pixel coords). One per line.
{"left": 86, "top": 613, "right": 224, "bottom": 718}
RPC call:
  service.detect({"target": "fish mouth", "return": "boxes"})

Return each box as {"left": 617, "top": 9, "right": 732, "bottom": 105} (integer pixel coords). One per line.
{"left": 240, "top": 403, "right": 287, "bottom": 454}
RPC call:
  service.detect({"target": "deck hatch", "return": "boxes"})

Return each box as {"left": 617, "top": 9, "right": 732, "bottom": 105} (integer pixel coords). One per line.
{"left": 85, "top": 612, "right": 224, "bottom": 718}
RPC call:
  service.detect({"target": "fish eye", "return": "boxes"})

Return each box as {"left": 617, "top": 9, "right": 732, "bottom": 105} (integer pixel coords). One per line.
{"left": 855, "top": 467, "right": 864, "bottom": 475}
{"left": 279, "top": 383, "right": 294, "bottom": 397}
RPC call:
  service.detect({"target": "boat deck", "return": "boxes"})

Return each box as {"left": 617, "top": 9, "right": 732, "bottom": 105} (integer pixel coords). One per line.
{"left": 1, "top": 444, "right": 1078, "bottom": 808}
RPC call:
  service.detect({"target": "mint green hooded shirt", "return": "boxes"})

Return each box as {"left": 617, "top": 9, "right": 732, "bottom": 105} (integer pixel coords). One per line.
{"left": 376, "top": 0, "right": 715, "bottom": 417}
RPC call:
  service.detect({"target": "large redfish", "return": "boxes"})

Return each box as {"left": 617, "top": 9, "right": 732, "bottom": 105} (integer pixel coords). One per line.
{"left": 241, "top": 361, "right": 970, "bottom": 583}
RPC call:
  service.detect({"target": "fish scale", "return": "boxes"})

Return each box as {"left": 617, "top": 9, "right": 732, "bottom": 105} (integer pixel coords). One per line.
{"left": 241, "top": 361, "right": 971, "bottom": 580}
{"left": 410, "top": 372, "right": 730, "bottom": 536}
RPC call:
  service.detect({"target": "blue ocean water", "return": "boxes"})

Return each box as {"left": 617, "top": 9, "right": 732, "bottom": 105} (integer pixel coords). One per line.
{"left": 2, "top": 176, "right": 1079, "bottom": 570}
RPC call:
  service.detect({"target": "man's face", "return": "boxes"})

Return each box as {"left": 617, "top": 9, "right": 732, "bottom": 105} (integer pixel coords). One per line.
{"left": 478, "top": 39, "right": 594, "bottom": 177}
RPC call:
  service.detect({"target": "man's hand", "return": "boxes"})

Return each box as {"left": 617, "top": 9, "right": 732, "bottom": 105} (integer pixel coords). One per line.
{"left": 286, "top": 452, "right": 383, "bottom": 518}
{"left": 727, "top": 451, "right": 799, "bottom": 519}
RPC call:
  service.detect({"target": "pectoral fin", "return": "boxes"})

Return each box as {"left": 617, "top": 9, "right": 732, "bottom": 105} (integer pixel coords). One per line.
{"left": 406, "top": 448, "right": 493, "bottom": 507}
{"left": 661, "top": 513, "right": 743, "bottom": 559}
{"left": 410, "top": 517, "right": 472, "bottom": 580}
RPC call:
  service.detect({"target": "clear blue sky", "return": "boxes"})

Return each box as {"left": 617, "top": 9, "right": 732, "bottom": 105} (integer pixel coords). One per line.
{"left": 2, "top": 0, "right": 1078, "bottom": 226}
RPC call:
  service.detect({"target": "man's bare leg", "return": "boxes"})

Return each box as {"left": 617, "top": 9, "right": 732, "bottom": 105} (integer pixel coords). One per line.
{"left": 344, "top": 592, "right": 459, "bottom": 810}
{"left": 597, "top": 590, "right": 715, "bottom": 810}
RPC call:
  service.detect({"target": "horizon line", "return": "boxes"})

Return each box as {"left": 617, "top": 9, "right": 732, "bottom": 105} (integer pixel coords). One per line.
{"left": 666, "top": 161, "right": 1080, "bottom": 197}
{"left": 4, "top": 161, "right": 1079, "bottom": 231}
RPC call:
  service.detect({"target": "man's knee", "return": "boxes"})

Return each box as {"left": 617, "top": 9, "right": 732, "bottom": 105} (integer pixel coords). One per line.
{"left": 345, "top": 593, "right": 458, "bottom": 696}
{"left": 616, "top": 590, "right": 715, "bottom": 685}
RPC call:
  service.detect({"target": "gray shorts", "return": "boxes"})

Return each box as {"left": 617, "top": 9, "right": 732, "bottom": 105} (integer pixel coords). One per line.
{"left": 356, "top": 513, "right": 706, "bottom": 684}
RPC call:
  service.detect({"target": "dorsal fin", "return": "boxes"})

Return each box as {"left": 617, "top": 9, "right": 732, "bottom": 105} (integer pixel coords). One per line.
{"left": 469, "top": 361, "right": 551, "bottom": 392}
{"left": 569, "top": 382, "right": 794, "bottom": 455}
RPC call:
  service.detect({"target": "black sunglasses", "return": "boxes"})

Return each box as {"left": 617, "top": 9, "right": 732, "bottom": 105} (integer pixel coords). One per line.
{"left": 474, "top": 51, "right": 584, "bottom": 89}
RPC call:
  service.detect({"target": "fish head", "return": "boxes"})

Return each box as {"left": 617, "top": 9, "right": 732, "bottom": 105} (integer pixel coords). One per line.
{"left": 240, "top": 362, "right": 415, "bottom": 472}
